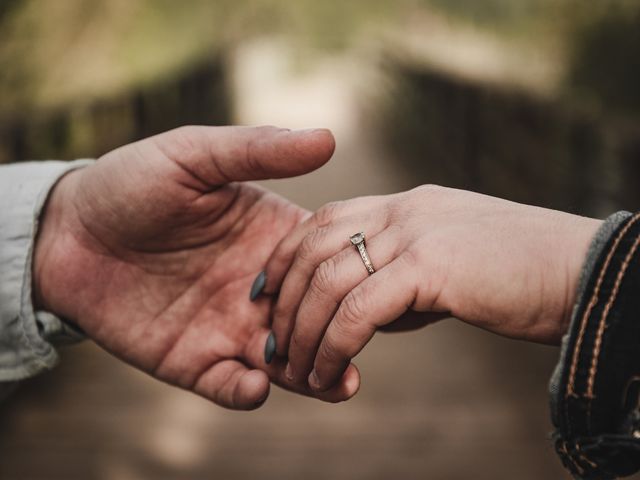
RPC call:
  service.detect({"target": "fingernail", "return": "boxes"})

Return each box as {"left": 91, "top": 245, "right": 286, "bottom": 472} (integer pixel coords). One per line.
{"left": 250, "top": 271, "right": 267, "bottom": 301}
{"left": 292, "top": 128, "right": 321, "bottom": 134}
{"left": 308, "top": 370, "right": 321, "bottom": 391}
{"left": 264, "top": 331, "right": 276, "bottom": 364}
{"left": 285, "top": 363, "right": 293, "bottom": 381}
{"left": 253, "top": 391, "right": 269, "bottom": 408}
{"left": 345, "top": 373, "right": 359, "bottom": 399}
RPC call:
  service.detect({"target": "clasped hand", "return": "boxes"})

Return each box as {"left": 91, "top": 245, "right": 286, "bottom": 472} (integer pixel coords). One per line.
{"left": 260, "top": 186, "right": 600, "bottom": 393}
{"left": 33, "top": 125, "right": 601, "bottom": 409}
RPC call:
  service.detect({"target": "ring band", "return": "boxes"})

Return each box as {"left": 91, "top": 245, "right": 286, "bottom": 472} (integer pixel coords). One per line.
{"left": 350, "top": 232, "right": 375, "bottom": 275}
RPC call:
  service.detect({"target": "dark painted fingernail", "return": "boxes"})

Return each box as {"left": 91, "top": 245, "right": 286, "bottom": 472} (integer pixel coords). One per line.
{"left": 264, "top": 331, "right": 276, "bottom": 364}
{"left": 250, "top": 271, "right": 267, "bottom": 301}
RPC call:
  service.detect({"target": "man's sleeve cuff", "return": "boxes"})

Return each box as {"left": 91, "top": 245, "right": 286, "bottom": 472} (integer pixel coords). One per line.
{"left": 0, "top": 160, "right": 93, "bottom": 382}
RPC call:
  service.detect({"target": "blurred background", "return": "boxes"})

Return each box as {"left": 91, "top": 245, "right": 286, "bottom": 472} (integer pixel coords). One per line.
{"left": 1, "top": 0, "right": 640, "bottom": 479}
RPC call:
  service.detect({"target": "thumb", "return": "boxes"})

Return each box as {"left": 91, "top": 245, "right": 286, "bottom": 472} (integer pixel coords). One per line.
{"left": 152, "top": 125, "right": 336, "bottom": 185}
{"left": 193, "top": 359, "right": 271, "bottom": 410}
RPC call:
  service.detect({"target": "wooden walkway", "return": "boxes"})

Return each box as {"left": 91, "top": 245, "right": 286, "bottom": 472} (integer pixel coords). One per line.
{"left": 1, "top": 325, "right": 570, "bottom": 480}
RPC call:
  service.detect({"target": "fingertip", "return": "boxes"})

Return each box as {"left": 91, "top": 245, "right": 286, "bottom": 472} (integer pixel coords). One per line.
{"left": 260, "top": 245, "right": 290, "bottom": 297}
{"left": 308, "top": 370, "right": 321, "bottom": 391}
{"left": 326, "top": 364, "right": 360, "bottom": 401}
{"left": 290, "top": 128, "right": 335, "bottom": 168}
{"left": 237, "top": 369, "right": 270, "bottom": 410}
{"left": 310, "top": 128, "right": 336, "bottom": 156}
{"left": 342, "top": 364, "right": 361, "bottom": 399}
{"left": 245, "top": 328, "right": 277, "bottom": 369}
{"left": 249, "top": 271, "right": 267, "bottom": 301}
{"left": 264, "top": 331, "right": 276, "bottom": 364}
{"left": 310, "top": 363, "right": 360, "bottom": 400}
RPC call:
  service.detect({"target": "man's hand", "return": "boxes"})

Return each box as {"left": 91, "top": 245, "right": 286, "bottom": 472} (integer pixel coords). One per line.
{"left": 32, "top": 125, "right": 360, "bottom": 409}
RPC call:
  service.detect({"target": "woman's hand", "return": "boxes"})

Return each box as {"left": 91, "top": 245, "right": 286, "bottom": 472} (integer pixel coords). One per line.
{"left": 33, "top": 125, "right": 359, "bottom": 409}
{"left": 260, "top": 185, "right": 602, "bottom": 393}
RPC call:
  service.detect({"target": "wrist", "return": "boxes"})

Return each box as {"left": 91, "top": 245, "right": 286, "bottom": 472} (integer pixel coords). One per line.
{"left": 32, "top": 168, "right": 83, "bottom": 319}
{"left": 557, "top": 216, "right": 604, "bottom": 341}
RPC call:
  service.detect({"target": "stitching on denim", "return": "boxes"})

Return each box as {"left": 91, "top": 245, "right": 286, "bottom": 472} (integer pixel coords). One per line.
{"left": 570, "top": 452, "right": 585, "bottom": 475}
{"left": 586, "top": 232, "right": 640, "bottom": 401}
{"left": 559, "top": 441, "right": 585, "bottom": 475}
{"left": 578, "top": 454, "right": 597, "bottom": 470}
{"left": 566, "top": 213, "right": 640, "bottom": 398}
{"left": 576, "top": 443, "right": 598, "bottom": 469}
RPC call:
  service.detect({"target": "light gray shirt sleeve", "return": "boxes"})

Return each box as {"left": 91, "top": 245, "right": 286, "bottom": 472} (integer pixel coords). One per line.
{"left": 0, "top": 160, "right": 93, "bottom": 386}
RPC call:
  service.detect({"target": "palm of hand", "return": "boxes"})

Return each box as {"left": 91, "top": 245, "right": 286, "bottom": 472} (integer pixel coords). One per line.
{"left": 80, "top": 183, "right": 301, "bottom": 389}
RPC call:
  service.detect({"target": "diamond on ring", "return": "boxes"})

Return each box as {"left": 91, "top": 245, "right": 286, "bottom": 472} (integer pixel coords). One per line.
{"left": 350, "top": 232, "right": 365, "bottom": 245}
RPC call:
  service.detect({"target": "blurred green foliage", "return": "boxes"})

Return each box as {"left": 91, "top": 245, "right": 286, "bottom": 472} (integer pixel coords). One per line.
{"left": 1, "top": 0, "right": 640, "bottom": 212}
{"left": 1, "top": 0, "right": 637, "bottom": 113}
{"left": 0, "top": 0, "right": 234, "bottom": 113}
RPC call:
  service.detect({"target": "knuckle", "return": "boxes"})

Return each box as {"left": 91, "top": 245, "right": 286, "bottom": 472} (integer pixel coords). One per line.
{"left": 167, "top": 125, "right": 196, "bottom": 140}
{"left": 174, "top": 124, "right": 198, "bottom": 135}
{"left": 254, "top": 125, "right": 291, "bottom": 139}
{"left": 245, "top": 126, "right": 283, "bottom": 173}
{"left": 155, "top": 125, "right": 201, "bottom": 160}
{"left": 272, "top": 301, "right": 290, "bottom": 323}
{"left": 315, "top": 201, "right": 342, "bottom": 226}
{"left": 311, "top": 258, "right": 338, "bottom": 297}
{"left": 415, "top": 183, "right": 442, "bottom": 194}
{"left": 399, "top": 247, "right": 420, "bottom": 268}
{"left": 401, "top": 246, "right": 430, "bottom": 284}
{"left": 254, "top": 125, "right": 281, "bottom": 136}
{"left": 404, "top": 184, "right": 445, "bottom": 205}
{"left": 382, "top": 206, "right": 404, "bottom": 233}
{"left": 298, "top": 230, "right": 324, "bottom": 263}
{"left": 240, "top": 126, "right": 285, "bottom": 172}
{"left": 173, "top": 126, "right": 204, "bottom": 152}
{"left": 380, "top": 203, "right": 395, "bottom": 227}
{"left": 244, "top": 137, "right": 264, "bottom": 177}
{"left": 318, "top": 335, "right": 341, "bottom": 362}
{"left": 290, "top": 330, "right": 310, "bottom": 353}
{"left": 339, "top": 291, "right": 367, "bottom": 330}
{"left": 386, "top": 222, "right": 404, "bottom": 240}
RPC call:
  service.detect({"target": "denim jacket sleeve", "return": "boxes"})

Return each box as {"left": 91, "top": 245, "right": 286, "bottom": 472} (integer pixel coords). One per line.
{"left": 550, "top": 211, "right": 640, "bottom": 479}
{"left": 0, "top": 160, "right": 93, "bottom": 386}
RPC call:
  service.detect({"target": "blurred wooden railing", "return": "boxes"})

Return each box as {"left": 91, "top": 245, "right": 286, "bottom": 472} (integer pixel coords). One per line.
{"left": 375, "top": 61, "right": 640, "bottom": 217}
{"left": 0, "top": 58, "right": 230, "bottom": 164}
